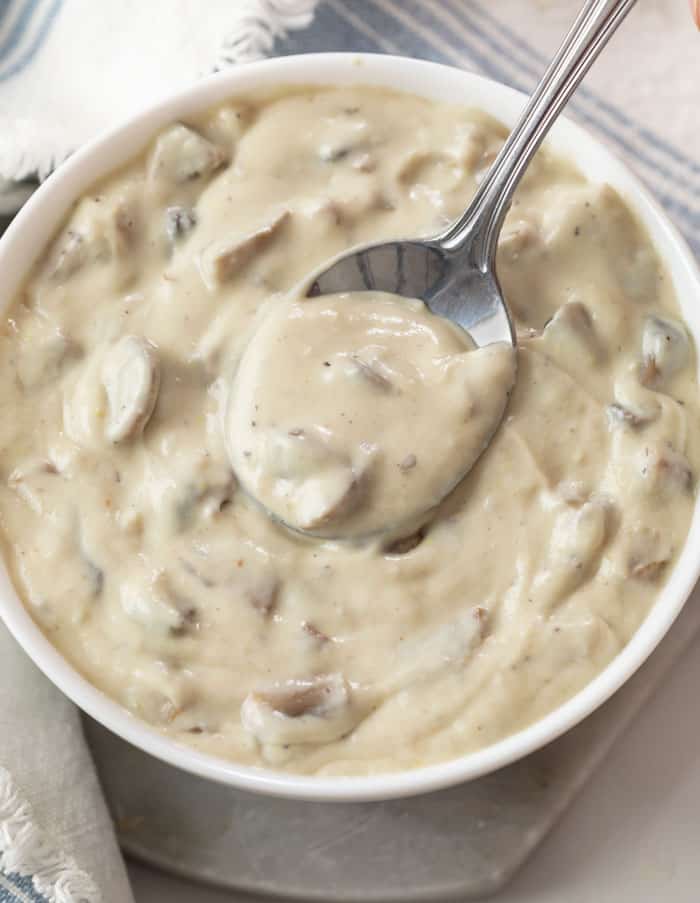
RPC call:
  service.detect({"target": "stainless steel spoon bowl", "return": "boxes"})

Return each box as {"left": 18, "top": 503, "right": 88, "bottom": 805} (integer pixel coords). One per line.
{"left": 308, "top": 0, "right": 636, "bottom": 349}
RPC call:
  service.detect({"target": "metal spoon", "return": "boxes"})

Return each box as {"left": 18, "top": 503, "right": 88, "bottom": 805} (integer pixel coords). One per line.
{"left": 237, "top": 0, "right": 637, "bottom": 540}
{"left": 308, "top": 0, "right": 636, "bottom": 347}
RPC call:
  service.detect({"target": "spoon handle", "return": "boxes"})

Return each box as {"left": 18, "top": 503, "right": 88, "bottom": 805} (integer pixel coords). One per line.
{"left": 439, "top": 0, "right": 637, "bottom": 268}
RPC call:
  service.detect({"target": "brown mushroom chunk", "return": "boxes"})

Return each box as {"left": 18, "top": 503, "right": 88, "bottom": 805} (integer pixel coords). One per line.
{"left": 641, "top": 442, "right": 693, "bottom": 494}
{"left": 148, "top": 123, "right": 227, "bottom": 185}
{"left": 254, "top": 675, "right": 345, "bottom": 718}
{"left": 241, "top": 673, "right": 357, "bottom": 746}
{"left": 625, "top": 525, "right": 673, "bottom": 581}
{"left": 640, "top": 316, "right": 689, "bottom": 388}
{"left": 472, "top": 606, "right": 490, "bottom": 639}
{"left": 102, "top": 336, "right": 161, "bottom": 443}
{"left": 198, "top": 209, "right": 290, "bottom": 290}
{"left": 383, "top": 527, "right": 425, "bottom": 556}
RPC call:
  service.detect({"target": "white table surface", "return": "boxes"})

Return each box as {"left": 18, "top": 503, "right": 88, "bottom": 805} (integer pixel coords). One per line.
{"left": 127, "top": 631, "right": 700, "bottom": 902}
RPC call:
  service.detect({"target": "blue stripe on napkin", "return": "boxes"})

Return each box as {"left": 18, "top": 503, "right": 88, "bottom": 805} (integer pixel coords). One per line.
{"left": 0, "top": 0, "right": 62, "bottom": 83}
{"left": 0, "top": 872, "right": 49, "bottom": 903}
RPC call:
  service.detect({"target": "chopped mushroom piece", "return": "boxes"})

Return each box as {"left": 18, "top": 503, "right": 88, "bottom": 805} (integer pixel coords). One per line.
{"left": 148, "top": 123, "right": 226, "bottom": 185}
{"left": 640, "top": 316, "right": 689, "bottom": 387}
{"left": 557, "top": 480, "right": 591, "bottom": 506}
{"left": 640, "top": 442, "right": 693, "bottom": 494}
{"left": 259, "top": 428, "right": 336, "bottom": 480}
{"left": 8, "top": 460, "right": 61, "bottom": 516}
{"left": 120, "top": 571, "right": 197, "bottom": 635}
{"left": 48, "top": 193, "right": 142, "bottom": 284}
{"left": 319, "top": 143, "right": 353, "bottom": 162}
{"left": 383, "top": 527, "right": 425, "bottom": 556}
{"left": 395, "top": 150, "right": 463, "bottom": 191}
{"left": 50, "top": 231, "right": 87, "bottom": 282}
{"left": 537, "top": 500, "right": 608, "bottom": 604}
{"left": 102, "top": 336, "right": 161, "bottom": 443}
{"left": 294, "top": 464, "right": 366, "bottom": 531}
{"left": 472, "top": 606, "right": 490, "bottom": 638}
{"left": 126, "top": 687, "right": 180, "bottom": 725}
{"left": 542, "top": 301, "right": 602, "bottom": 363}
{"left": 200, "top": 102, "right": 253, "bottom": 148}
{"left": 551, "top": 500, "right": 608, "bottom": 573}
{"left": 319, "top": 142, "right": 376, "bottom": 172}
{"left": 391, "top": 608, "right": 488, "bottom": 690}
{"left": 626, "top": 525, "right": 673, "bottom": 581}
{"left": 165, "top": 206, "right": 198, "bottom": 244}
{"left": 241, "top": 673, "right": 357, "bottom": 746}
{"left": 498, "top": 218, "right": 540, "bottom": 259}
{"left": 245, "top": 429, "right": 375, "bottom": 533}
{"left": 606, "top": 401, "right": 657, "bottom": 430}
{"left": 428, "top": 608, "right": 490, "bottom": 660}
{"left": 198, "top": 209, "right": 290, "bottom": 290}
{"left": 399, "top": 453, "right": 417, "bottom": 471}
{"left": 124, "top": 665, "right": 191, "bottom": 725}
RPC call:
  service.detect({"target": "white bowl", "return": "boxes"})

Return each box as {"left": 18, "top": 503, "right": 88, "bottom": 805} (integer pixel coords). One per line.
{"left": 1, "top": 53, "right": 700, "bottom": 803}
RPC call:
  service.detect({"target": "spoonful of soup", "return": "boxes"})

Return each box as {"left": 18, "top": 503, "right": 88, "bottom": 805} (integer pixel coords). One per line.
{"left": 227, "top": 0, "right": 637, "bottom": 539}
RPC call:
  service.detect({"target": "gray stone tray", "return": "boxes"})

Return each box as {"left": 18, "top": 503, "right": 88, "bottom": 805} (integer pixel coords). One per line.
{"left": 84, "top": 583, "right": 700, "bottom": 901}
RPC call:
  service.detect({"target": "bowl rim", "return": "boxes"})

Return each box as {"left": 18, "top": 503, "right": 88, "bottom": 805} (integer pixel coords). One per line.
{"left": 1, "top": 51, "right": 700, "bottom": 803}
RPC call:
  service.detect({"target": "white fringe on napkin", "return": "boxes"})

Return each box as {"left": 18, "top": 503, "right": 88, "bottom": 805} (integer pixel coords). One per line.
{"left": 0, "top": 0, "right": 320, "bottom": 182}
{"left": 0, "top": 766, "right": 100, "bottom": 903}
{"left": 217, "top": 0, "right": 319, "bottom": 66}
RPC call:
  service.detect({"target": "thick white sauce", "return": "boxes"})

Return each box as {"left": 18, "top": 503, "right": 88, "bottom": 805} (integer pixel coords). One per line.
{"left": 0, "top": 86, "right": 697, "bottom": 776}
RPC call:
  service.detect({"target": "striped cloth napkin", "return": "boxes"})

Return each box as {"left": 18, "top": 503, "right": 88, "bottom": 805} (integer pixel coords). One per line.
{"left": 0, "top": 2, "right": 698, "bottom": 902}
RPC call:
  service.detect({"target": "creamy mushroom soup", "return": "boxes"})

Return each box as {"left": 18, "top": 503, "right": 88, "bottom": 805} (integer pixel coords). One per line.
{"left": 0, "top": 86, "right": 697, "bottom": 776}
